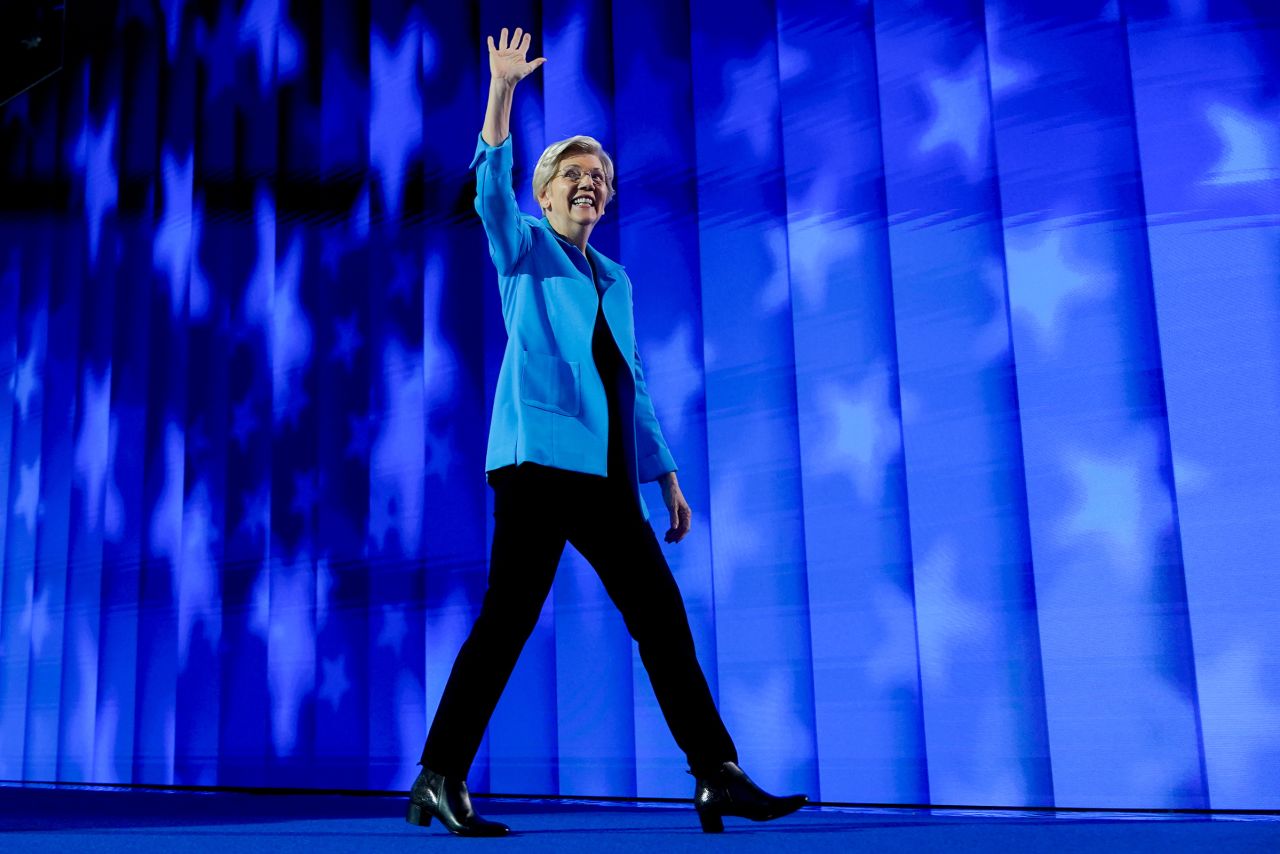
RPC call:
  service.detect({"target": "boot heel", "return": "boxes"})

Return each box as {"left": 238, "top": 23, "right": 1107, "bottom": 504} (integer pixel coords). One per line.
{"left": 406, "top": 802, "right": 433, "bottom": 827}
{"left": 697, "top": 807, "right": 724, "bottom": 834}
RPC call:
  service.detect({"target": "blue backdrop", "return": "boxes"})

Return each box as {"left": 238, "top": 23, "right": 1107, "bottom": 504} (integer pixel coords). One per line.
{"left": 1, "top": 0, "right": 1277, "bottom": 810}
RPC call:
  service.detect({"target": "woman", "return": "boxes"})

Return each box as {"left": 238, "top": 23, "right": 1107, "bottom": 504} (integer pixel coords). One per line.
{"left": 406, "top": 26, "right": 808, "bottom": 836}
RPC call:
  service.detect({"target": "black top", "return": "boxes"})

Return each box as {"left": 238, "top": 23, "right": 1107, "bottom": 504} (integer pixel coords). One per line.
{"left": 589, "top": 256, "right": 627, "bottom": 482}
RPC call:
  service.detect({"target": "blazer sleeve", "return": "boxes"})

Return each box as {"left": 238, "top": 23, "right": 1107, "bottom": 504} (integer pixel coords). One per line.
{"left": 631, "top": 339, "right": 679, "bottom": 482}
{"left": 469, "top": 132, "right": 533, "bottom": 275}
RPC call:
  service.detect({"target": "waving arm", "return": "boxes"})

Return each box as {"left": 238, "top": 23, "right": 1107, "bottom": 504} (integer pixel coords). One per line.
{"left": 471, "top": 27, "right": 547, "bottom": 274}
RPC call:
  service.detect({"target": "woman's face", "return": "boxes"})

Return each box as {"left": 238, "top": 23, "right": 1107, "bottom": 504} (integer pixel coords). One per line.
{"left": 539, "top": 153, "right": 609, "bottom": 235}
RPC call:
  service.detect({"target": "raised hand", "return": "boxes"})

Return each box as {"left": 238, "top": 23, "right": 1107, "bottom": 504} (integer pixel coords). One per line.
{"left": 488, "top": 27, "right": 546, "bottom": 85}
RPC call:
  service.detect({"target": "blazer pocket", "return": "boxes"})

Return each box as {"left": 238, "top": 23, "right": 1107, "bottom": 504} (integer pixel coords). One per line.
{"left": 519, "top": 349, "right": 581, "bottom": 417}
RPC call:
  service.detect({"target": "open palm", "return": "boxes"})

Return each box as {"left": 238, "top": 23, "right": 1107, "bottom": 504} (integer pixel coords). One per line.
{"left": 488, "top": 27, "right": 546, "bottom": 83}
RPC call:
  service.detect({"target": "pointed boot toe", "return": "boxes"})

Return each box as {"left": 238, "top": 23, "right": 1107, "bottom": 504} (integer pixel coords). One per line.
{"left": 693, "top": 761, "right": 808, "bottom": 833}
{"left": 407, "top": 768, "right": 510, "bottom": 836}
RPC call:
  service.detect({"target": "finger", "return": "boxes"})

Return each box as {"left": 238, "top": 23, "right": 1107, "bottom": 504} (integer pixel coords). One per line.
{"left": 499, "top": 27, "right": 509, "bottom": 51}
{"left": 487, "top": 35, "right": 496, "bottom": 54}
{"left": 521, "top": 32, "right": 532, "bottom": 53}
{"left": 529, "top": 57, "right": 547, "bottom": 72}
{"left": 512, "top": 27, "right": 523, "bottom": 49}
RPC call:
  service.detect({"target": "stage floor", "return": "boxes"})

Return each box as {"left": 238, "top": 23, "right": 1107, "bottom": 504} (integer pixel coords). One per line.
{"left": 1, "top": 784, "right": 1277, "bottom": 853}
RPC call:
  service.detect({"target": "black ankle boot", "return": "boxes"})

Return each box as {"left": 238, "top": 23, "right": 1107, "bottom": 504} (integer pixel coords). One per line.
{"left": 406, "top": 767, "right": 510, "bottom": 836}
{"left": 691, "top": 761, "right": 808, "bottom": 833}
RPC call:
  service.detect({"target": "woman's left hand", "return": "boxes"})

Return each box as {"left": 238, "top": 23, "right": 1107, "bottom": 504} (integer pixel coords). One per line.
{"left": 659, "top": 473, "right": 692, "bottom": 544}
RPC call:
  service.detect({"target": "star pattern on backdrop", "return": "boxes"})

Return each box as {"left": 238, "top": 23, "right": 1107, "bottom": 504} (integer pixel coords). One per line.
{"left": 239, "top": 0, "right": 301, "bottom": 90}
{"left": 377, "top": 604, "right": 407, "bottom": 652}
{"left": 11, "top": 344, "right": 41, "bottom": 420}
{"left": 178, "top": 479, "right": 222, "bottom": 665}
{"left": 76, "top": 107, "right": 118, "bottom": 264}
{"left": 368, "top": 342, "right": 425, "bottom": 554}
{"left": 814, "top": 364, "right": 903, "bottom": 505}
{"left": 318, "top": 655, "right": 351, "bottom": 711}
{"left": 716, "top": 43, "right": 780, "bottom": 160}
{"left": 911, "top": 538, "right": 990, "bottom": 692}
{"left": 153, "top": 146, "right": 194, "bottom": 314}
{"left": 644, "top": 320, "right": 701, "bottom": 444}
{"left": 147, "top": 422, "right": 186, "bottom": 562}
{"left": 1056, "top": 426, "right": 1175, "bottom": 586}
{"left": 1004, "top": 226, "right": 1114, "bottom": 353}
{"left": 984, "top": 4, "right": 1037, "bottom": 98}
{"left": 29, "top": 584, "right": 51, "bottom": 657}
{"left": 369, "top": 25, "right": 422, "bottom": 220}
{"left": 73, "top": 366, "right": 112, "bottom": 527}
{"left": 241, "top": 187, "right": 276, "bottom": 330}
{"left": 271, "top": 234, "right": 312, "bottom": 428}
{"left": 1203, "top": 102, "right": 1280, "bottom": 186}
{"left": 14, "top": 460, "right": 41, "bottom": 534}
{"left": 916, "top": 51, "right": 991, "bottom": 181}
{"left": 268, "top": 554, "right": 317, "bottom": 755}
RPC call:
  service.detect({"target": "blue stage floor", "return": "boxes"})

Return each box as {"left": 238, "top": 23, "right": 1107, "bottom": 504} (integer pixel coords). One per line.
{"left": 1, "top": 784, "right": 1277, "bottom": 853}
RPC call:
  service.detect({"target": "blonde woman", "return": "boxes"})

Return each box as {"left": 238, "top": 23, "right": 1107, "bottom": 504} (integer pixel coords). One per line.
{"left": 406, "top": 27, "right": 808, "bottom": 836}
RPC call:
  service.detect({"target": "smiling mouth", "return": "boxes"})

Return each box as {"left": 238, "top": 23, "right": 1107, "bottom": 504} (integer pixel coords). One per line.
{"left": 571, "top": 195, "right": 595, "bottom": 209}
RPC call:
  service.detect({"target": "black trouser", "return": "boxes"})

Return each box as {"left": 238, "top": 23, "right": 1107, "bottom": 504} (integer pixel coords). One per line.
{"left": 419, "top": 462, "right": 738, "bottom": 780}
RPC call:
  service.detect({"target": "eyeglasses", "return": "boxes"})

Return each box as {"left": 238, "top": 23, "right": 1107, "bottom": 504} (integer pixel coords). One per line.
{"left": 559, "top": 166, "right": 608, "bottom": 188}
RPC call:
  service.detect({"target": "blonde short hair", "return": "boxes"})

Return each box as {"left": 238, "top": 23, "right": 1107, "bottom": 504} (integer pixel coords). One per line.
{"left": 532, "top": 135, "right": 617, "bottom": 210}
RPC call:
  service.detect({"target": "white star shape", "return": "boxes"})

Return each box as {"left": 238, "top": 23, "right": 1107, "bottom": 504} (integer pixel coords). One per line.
{"left": 1056, "top": 428, "right": 1176, "bottom": 585}
{"left": 242, "top": 186, "right": 276, "bottom": 330}
{"left": 784, "top": 209, "right": 866, "bottom": 315}
{"left": 153, "top": 146, "right": 194, "bottom": 315}
{"left": 12, "top": 344, "right": 40, "bottom": 419}
{"left": 271, "top": 233, "right": 312, "bottom": 426}
{"left": 77, "top": 107, "right": 118, "bottom": 264}
{"left": 370, "top": 25, "right": 422, "bottom": 219}
{"left": 814, "top": 365, "right": 903, "bottom": 505}
{"left": 715, "top": 44, "right": 780, "bottom": 160}
{"left": 148, "top": 421, "right": 185, "bottom": 562}
{"left": 14, "top": 460, "right": 41, "bottom": 533}
{"left": 29, "top": 583, "right": 51, "bottom": 656}
{"left": 917, "top": 51, "right": 991, "bottom": 181}
{"left": 911, "top": 539, "right": 987, "bottom": 693}
{"left": 984, "top": 6, "right": 1037, "bottom": 99}
{"left": 74, "top": 366, "right": 113, "bottom": 527}
{"left": 268, "top": 554, "right": 316, "bottom": 755}
{"left": 158, "top": 0, "right": 183, "bottom": 59}
{"left": 1203, "top": 102, "right": 1280, "bottom": 186}
{"left": 1004, "top": 225, "right": 1113, "bottom": 354}
{"left": 318, "top": 655, "right": 351, "bottom": 711}
{"left": 369, "top": 341, "right": 424, "bottom": 553}
{"left": 643, "top": 319, "right": 701, "bottom": 444}
{"left": 178, "top": 479, "right": 221, "bottom": 665}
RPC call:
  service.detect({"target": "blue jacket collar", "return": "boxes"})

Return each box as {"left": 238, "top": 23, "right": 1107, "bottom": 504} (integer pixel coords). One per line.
{"left": 535, "top": 217, "right": 625, "bottom": 289}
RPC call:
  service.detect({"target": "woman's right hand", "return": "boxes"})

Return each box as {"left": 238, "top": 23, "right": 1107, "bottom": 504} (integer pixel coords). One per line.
{"left": 488, "top": 27, "right": 546, "bottom": 85}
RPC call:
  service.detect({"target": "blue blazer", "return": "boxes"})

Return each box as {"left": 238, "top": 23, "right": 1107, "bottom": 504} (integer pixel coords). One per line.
{"left": 470, "top": 132, "right": 677, "bottom": 521}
